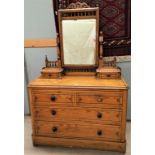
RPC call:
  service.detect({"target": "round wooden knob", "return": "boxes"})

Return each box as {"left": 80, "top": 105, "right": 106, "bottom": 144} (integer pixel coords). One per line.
{"left": 97, "top": 112, "right": 102, "bottom": 118}
{"left": 97, "top": 130, "right": 102, "bottom": 136}
{"left": 52, "top": 127, "right": 58, "bottom": 133}
{"left": 106, "top": 74, "right": 111, "bottom": 78}
{"left": 51, "top": 110, "right": 57, "bottom": 116}
{"left": 51, "top": 96, "right": 56, "bottom": 101}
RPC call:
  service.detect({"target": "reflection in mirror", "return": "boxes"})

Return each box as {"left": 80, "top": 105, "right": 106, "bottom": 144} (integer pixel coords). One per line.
{"left": 62, "top": 19, "right": 96, "bottom": 65}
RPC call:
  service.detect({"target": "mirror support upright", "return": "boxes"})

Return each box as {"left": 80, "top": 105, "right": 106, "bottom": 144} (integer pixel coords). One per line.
{"left": 98, "top": 31, "right": 104, "bottom": 68}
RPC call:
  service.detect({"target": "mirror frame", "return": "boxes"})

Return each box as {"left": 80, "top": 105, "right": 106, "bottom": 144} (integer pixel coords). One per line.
{"left": 58, "top": 7, "right": 99, "bottom": 69}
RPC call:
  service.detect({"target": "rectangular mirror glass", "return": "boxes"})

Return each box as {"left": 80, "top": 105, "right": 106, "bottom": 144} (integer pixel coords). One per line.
{"left": 62, "top": 19, "right": 96, "bottom": 65}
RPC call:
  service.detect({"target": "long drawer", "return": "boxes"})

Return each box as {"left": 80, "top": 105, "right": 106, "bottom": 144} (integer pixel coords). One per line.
{"left": 35, "top": 121, "right": 121, "bottom": 142}
{"left": 33, "top": 107, "right": 121, "bottom": 125}
{"left": 31, "top": 89, "right": 123, "bottom": 108}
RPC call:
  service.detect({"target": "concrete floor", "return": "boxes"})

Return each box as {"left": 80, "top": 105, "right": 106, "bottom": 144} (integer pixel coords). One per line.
{"left": 24, "top": 116, "right": 131, "bottom": 155}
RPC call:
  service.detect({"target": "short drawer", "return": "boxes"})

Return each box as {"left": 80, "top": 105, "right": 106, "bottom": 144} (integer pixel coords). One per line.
{"left": 77, "top": 92, "right": 122, "bottom": 108}
{"left": 97, "top": 72, "right": 121, "bottom": 79}
{"left": 32, "top": 93, "right": 73, "bottom": 106}
{"left": 33, "top": 107, "right": 121, "bottom": 125}
{"left": 35, "top": 121, "right": 121, "bottom": 142}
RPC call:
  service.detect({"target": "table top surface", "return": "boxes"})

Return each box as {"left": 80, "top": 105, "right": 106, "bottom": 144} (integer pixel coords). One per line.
{"left": 28, "top": 76, "right": 128, "bottom": 89}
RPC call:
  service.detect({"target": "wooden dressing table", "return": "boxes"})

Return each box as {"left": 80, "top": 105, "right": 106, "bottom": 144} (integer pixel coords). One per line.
{"left": 28, "top": 1, "right": 128, "bottom": 153}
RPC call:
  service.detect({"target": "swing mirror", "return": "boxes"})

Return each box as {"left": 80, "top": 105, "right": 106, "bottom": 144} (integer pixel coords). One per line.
{"left": 58, "top": 5, "right": 99, "bottom": 68}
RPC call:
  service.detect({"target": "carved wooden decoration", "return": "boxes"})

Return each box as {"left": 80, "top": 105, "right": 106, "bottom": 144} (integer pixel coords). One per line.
{"left": 67, "top": 2, "right": 90, "bottom": 9}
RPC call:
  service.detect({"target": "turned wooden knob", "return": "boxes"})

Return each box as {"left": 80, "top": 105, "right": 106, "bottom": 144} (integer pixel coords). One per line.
{"left": 51, "top": 110, "right": 57, "bottom": 116}
{"left": 97, "top": 130, "right": 102, "bottom": 136}
{"left": 106, "top": 74, "right": 111, "bottom": 77}
{"left": 51, "top": 96, "right": 56, "bottom": 101}
{"left": 97, "top": 112, "right": 102, "bottom": 118}
{"left": 52, "top": 127, "right": 58, "bottom": 133}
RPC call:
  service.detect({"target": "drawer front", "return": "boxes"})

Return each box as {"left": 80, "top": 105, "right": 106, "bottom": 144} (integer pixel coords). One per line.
{"left": 35, "top": 121, "right": 121, "bottom": 141}
{"left": 77, "top": 92, "right": 122, "bottom": 108}
{"left": 98, "top": 73, "right": 121, "bottom": 79}
{"left": 32, "top": 93, "right": 73, "bottom": 106}
{"left": 34, "top": 107, "right": 121, "bottom": 125}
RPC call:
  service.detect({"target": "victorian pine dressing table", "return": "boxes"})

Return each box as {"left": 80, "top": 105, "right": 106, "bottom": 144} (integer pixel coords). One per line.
{"left": 28, "top": 2, "right": 128, "bottom": 153}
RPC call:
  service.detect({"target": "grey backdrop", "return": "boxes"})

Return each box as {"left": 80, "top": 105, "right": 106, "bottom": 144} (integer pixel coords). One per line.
{"left": 24, "top": 0, "right": 131, "bottom": 120}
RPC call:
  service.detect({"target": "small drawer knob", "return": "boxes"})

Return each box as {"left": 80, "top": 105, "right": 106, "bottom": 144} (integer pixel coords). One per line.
{"left": 97, "top": 112, "right": 102, "bottom": 118}
{"left": 52, "top": 127, "right": 58, "bottom": 133}
{"left": 97, "top": 130, "right": 102, "bottom": 136}
{"left": 106, "top": 74, "right": 111, "bottom": 77}
{"left": 51, "top": 95, "right": 56, "bottom": 101}
{"left": 51, "top": 110, "right": 57, "bottom": 116}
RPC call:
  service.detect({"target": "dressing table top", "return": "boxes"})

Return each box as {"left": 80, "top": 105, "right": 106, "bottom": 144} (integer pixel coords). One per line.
{"left": 29, "top": 76, "right": 128, "bottom": 89}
